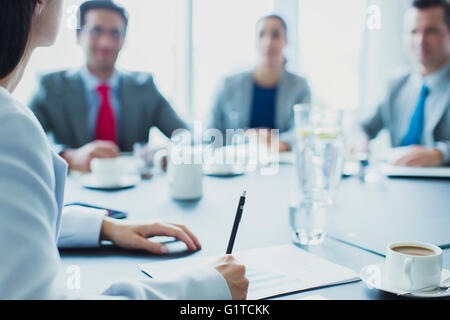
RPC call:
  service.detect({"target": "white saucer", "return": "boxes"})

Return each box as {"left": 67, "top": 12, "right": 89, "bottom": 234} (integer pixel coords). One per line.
{"left": 80, "top": 174, "right": 141, "bottom": 190}
{"left": 203, "top": 164, "right": 246, "bottom": 177}
{"left": 360, "top": 263, "right": 450, "bottom": 298}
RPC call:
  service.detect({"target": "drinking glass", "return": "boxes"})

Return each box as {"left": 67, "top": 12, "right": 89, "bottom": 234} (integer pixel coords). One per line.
{"left": 289, "top": 190, "right": 327, "bottom": 245}
{"left": 291, "top": 104, "right": 344, "bottom": 245}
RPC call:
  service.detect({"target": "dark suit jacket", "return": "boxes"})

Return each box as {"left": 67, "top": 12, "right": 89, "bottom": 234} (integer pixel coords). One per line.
{"left": 29, "top": 69, "right": 188, "bottom": 152}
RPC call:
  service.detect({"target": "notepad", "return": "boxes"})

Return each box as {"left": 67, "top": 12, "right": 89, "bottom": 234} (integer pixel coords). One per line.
{"left": 140, "top": 244, "right": 360, "bottom": 300}
{"left": 379, "top": 163, "right": 450, "bottom": 178}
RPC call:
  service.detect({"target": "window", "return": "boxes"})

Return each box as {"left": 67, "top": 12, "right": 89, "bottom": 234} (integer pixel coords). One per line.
{"left": 13, "top": 0, "right": 368, "bottom": 123}
{"left": 119, "top": 0, "right": 178, "bottom": 105}
{"left": 192, "top": 0, "right": 275, "bottom": 120}
{"left": 297, "top": 0, "right": 367, "bottom": 111}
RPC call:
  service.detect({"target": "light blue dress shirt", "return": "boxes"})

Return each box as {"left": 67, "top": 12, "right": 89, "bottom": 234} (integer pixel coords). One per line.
{"left": 79, "top": 67, "right": 122, "bottom": 140}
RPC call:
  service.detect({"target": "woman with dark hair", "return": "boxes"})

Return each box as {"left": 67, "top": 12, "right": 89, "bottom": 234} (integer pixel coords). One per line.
{"left": 0, "top": 0, "right": 248, "bottom": 299}
{"left": 208, "top": 14, "right": 311, "bottom": 152}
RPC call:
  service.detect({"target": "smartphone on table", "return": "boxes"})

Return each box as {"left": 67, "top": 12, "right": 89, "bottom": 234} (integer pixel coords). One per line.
{"left": 64, "top": 202, "right": 128, "bottom": 219}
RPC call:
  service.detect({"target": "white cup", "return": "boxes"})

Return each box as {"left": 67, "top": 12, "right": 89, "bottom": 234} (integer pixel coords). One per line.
{"left": 90, "top": 158, "right": 125, "bottom": 186}
{"left": 386, "top": 241, "right": 442, "bottom": 291}
{"left": 154, "top": 145, "right": 203, "bottom": 200}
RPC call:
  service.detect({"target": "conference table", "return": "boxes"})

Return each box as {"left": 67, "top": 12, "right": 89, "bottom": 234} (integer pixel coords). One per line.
{"left": 60, "top": 160, "right": 450, "bottom": 300}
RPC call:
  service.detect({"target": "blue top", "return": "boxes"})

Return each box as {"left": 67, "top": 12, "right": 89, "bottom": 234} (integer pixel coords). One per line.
{"left": 249, "top": 82, "right": 278, "bottom": 129}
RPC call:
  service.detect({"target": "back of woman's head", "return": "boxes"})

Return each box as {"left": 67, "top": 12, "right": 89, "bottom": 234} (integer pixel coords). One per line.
{"left": 0, "top": 0, "right": 38, "bottom": 79}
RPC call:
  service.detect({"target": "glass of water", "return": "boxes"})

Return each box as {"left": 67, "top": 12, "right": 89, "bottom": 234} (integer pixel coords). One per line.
{"left": 294, "top": 104, "right": 344, "bottom": 204}
{"left": 291, "top": 104, "right": 344, "bottom": 245}
{"left": 289, "top": 190, "right": 327, "bottom": 245}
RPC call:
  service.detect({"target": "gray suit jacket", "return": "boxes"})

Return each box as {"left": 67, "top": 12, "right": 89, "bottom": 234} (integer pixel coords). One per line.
{"left": 29, "top": 69, "right": 188, "bottom": 152}
{"left": 361, "top": 63, "right": 450, "bottom": 165}
{"left": 207, "top": 69, "right": 311, "bottom": 146}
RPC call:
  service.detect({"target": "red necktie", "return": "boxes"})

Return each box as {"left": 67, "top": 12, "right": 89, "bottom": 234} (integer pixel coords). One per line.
{"left": 95, "top": 84, "right": 117, "bottom": 144}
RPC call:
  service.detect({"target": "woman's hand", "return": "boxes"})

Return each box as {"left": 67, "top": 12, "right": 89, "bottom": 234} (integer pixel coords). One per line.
{"left": 211, "top": 255, "right": 249, "bottom": 300}
{"left": 100, "top": 218, "right": 202, "bottom": 254}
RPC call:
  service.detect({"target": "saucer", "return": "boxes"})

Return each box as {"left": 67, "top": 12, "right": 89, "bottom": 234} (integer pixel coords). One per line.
{"left": 203, "top": 164, "right": 246, "bottom": 177}
{"left": 80, "top": 174, "right": 141, "bottom": 191}
{"left": 360, "top": 263, "right": 450, "bottom": 298}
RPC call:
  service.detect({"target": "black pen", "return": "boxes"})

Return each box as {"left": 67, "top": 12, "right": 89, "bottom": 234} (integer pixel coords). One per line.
{"left": 226, "top": 191, "right": 246, "bottom": 254}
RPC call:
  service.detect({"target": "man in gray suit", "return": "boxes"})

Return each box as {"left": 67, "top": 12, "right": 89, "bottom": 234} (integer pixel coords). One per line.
{"left": 361, "top": 0, "right": 450, "bottom": 167}
{"left": 30, "top": 1, "right": 188, "bottom": 172}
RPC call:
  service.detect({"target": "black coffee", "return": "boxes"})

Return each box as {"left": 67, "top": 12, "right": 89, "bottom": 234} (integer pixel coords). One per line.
{"left": 392, "top": 246, "right": 435, "bottom": 256}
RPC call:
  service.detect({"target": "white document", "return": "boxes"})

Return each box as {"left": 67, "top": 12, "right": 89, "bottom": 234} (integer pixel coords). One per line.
{"left": 140, "top": 244, "right": 360, "bottom": 300}
{"left": 379, "top": 163, "right": 450, "bottom": 178}
{"left": 372, "top": 147, "right": 450, "bottom": 178}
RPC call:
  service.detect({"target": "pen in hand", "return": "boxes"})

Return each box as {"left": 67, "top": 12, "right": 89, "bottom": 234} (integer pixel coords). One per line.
{"left": 226, "top": 191, "right": 246, "bottom": 254}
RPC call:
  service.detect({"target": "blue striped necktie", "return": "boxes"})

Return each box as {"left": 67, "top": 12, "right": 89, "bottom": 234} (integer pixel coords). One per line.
{"left": 400, "top": 84, "right": 429, "bottom": 146}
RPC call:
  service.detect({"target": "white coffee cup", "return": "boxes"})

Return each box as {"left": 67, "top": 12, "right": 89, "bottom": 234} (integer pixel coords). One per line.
{"left": 386, "top": 241, "right": 442, "bottom": 291}
{"left": 90, "top": 158, "right": 125, "bottom": 186}
{"left": 154, "top": 145, "right": 203, "bottom": 200}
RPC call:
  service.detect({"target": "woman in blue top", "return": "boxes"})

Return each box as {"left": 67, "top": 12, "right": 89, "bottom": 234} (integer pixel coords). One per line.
{"left": 208, "top": 14, "right": 311, "bottom": 152}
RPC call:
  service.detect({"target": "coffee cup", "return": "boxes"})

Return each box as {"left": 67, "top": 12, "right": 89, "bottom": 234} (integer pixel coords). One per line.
{"left": 90, "top": 158, "right": 125, "bottom": 186}
{"left": 154, "top": 145, "right": 203, "bottom": 200}
{"left": 386, "top": 241, "right": 442, "bottom": 291}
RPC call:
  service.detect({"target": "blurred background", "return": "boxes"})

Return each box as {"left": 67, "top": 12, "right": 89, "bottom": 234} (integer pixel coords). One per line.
{"left": 14, "top": 0, "right": 415, "bottom": 137}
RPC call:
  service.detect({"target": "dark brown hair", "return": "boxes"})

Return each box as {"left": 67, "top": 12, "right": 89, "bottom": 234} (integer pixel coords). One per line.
{"left": 413, "top": 0, "right": 450, "bottom": 29}
{"left": 257, "top": 14, "right": 288, "bottom": 35}
{"left": 0, "top": 0, "right": 38, "bottom": 79}
{"left": 77, "top": 0, "right": 129, "bottom": 33}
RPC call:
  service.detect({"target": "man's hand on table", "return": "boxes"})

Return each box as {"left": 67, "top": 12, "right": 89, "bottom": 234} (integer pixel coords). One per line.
{"left": 61, "top": 140, "right": 120, "bottom": 172}
{"left": 394, "top": 146, "right": 444, "bottom": 167}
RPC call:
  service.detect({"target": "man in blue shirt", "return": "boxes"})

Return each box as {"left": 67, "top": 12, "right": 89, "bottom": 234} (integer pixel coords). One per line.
{"left": 360, "top": 0, "right": 450, "bottom": 167}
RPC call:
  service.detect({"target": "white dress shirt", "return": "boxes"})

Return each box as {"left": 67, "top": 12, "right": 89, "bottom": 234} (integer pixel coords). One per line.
{"left": 0, "top": 86, "right": 231, "bottom": 300}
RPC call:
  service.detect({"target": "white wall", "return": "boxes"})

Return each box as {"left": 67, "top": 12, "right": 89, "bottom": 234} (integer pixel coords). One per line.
{"left": 360, "top": 0, "right": 414, "bottom": 117}
{"left": 274, "top": 0, "right": 300, "bottom": 74}
{"left": 298, "top": 0, "right": 367, "bottom": 111}
{"left": 358, "top": 0, "right": 414, "bottom": 148}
